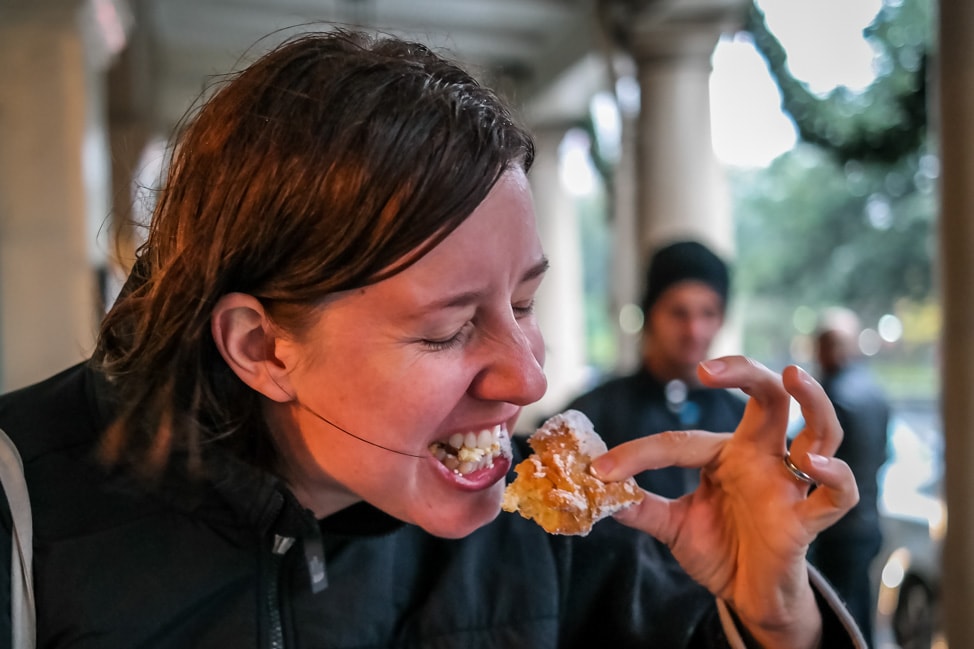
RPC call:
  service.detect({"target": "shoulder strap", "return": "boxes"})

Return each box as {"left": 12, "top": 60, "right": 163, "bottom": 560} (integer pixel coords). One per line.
{"left": 0, "top": 429, "right": 35, "bottom": 649}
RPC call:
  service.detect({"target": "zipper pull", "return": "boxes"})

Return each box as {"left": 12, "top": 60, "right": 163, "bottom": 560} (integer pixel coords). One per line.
{"left": 303, "top": 534, "right": 328, "bottom": 593}
{"left": 272, "top": 534, "right": 295, "bottom": 555}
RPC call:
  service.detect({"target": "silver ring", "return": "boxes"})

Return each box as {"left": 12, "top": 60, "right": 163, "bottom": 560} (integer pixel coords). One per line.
{"left": 783, "top": 451, "right": 816, "bottom": 485}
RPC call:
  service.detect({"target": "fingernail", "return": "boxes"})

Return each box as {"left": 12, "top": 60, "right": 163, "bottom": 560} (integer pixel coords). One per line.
{"left": 590, "top": 456, "right": 614, "bottom": 480}
{"left": 700, "top": 359, "right": 727, "bottom": 375}
{"left": 807, "top": 453, "right": 828, "bottom": 468}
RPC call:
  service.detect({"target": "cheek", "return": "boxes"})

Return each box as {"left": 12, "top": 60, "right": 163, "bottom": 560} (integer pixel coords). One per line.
{"left": 332, "top": 355, "right": 473, "bottom": 428}
{"left": 653, "top": 316, "right": 683, "bottom": 341}
{"left": 700, "top": 315, "right": 724, "bottom": 337}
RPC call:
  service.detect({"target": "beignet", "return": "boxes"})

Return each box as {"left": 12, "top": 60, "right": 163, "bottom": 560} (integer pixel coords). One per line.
{"left": 502, "top": 409, "right": 643, "bottom": 536}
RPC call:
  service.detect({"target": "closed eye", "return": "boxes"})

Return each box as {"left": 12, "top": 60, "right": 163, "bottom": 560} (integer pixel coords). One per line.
{"left": 420, "top": 322, "right": 474, "bottom": 352}
{"left": 512, "top": 299, "right": 535, "bottom": 318}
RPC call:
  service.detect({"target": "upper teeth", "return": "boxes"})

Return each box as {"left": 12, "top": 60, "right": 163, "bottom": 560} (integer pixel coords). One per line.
{"left": 429, "top": 424, "right": 508, "bottom": 476}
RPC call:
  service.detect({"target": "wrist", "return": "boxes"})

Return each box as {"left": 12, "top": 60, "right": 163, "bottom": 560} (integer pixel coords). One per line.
{"left": 719, "top": 587, "right": 822, "bottom": 649}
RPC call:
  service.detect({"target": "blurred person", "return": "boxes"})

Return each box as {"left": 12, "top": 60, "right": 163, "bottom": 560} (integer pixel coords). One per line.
{"left": 0, "top": 30, "right": 865, "bottom": 648}
{"left": 809, "top": 306, "right": 890, "bottom": 646}
{"left": 563, "top": 240, "right": 746, "bottom": 497}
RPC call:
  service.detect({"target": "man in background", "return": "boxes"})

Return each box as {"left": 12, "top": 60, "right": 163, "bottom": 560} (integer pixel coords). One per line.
{"left": 809, "top": 306, "right": 890, "bottom": 646}
{"left": 564, "top": 239, "right": 746, "bottom": 498}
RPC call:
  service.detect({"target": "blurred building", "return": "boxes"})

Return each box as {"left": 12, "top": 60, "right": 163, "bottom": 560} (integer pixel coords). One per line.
{"left": 2, "top": 1, "right": 974, "bottom": 644}
{"left": 0, "top": 0, "right": 742, "bottom": 409}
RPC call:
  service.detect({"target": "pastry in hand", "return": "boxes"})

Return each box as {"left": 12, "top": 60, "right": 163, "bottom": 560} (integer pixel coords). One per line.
{"left": 502, "top": 409, "right": 643, "bottom": 536}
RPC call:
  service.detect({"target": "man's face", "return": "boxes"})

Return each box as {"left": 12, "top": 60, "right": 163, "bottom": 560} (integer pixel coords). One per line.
{"left": 815, "top": 330, "right": 849, "bottom": 375}
{"left": 644, "top": 281, "right": 725, "bottom": 379}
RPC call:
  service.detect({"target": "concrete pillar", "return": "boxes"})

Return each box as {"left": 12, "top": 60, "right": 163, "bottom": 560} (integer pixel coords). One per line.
{"left": 938, "top": 0, "right": 974, "bottom": 643}
{"left": 636, "top": 29, "right": 733, "bottom": 259}
{"left": 523, "top": 125, "right": 590, "bottom": 430}
{"left": 0, "top": 0, "right": 128, "bottom": 391}
{"left": 601, "top": 0, "right": 748, "bottom": 368}
{"left": 609, "top": 87, "right": 643, "bottom": 373}
{"left": 626, "top": 12, "right": 740, "bottom": 260}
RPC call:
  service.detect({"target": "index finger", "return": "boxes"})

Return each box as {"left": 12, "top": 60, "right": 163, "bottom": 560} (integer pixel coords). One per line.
{"left": 590, "top": 429, "right": 729, "bottom": 483}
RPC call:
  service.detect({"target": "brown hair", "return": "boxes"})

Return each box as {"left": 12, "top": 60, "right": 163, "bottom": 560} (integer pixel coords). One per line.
{"left": 94, "top": 29, "right": 535, "bottom": 476}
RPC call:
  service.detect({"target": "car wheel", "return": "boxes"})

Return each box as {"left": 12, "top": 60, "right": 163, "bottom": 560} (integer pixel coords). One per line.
{"left": 893, "top": 574, "right": 936, "bottom": 649}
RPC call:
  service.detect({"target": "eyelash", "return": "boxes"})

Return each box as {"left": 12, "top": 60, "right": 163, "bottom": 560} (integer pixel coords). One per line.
{"left": 421, "top": 325, "right": 472, "bottom": 352}
{"left": 421, "top": 300, "right": 536, "bottom": 352}
{"left": 512, "top": 300, "right": 535, "bottom": 318}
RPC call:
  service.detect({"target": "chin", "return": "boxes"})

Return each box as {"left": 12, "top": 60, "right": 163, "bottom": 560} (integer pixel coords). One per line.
{"left": 416, "top": 490, "right": 504, "bottom": 539}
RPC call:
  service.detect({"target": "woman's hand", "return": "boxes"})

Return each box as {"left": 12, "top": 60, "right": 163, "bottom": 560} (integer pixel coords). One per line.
{"left": 590, "top": 356, "right": 859, "bottom": 649}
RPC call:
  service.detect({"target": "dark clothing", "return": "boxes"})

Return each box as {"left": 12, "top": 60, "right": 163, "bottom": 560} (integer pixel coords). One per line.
{"left": 566, "top": 367, "right": 747, "bottom": 498}
{"left": 807, "top": 534, "right": 882, "bottom": 649}
{"left": 817, "top": 363, "right": 889, "bottom": 542}
{"left": 0, "top": 362, "right": 860, "bottom": 648}
{"left": 809, "top": 361, "right": 890, "bottom": 645}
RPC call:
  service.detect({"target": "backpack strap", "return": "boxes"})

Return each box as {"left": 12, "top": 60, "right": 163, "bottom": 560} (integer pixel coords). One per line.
{"left": 0, "top": 429, "right": 35, "bottom": 649}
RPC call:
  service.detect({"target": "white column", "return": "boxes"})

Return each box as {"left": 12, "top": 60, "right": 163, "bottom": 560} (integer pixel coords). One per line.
{"left": 606, "top": 0, "right": 748, "bottom": 367}
{"left": 0, "top": 1, "right": 127, "bottom": 390}
{"left": 523, "top": 125, "right": 590, "bottom": 430}
{"left": 939, "top": 0, "right": 974, "bottom": 643}
{"left": 628, "top": 21, "right": 737, "bottom": 260}
{"left": 610, "top": 94, "right": 643, "bottom": 373}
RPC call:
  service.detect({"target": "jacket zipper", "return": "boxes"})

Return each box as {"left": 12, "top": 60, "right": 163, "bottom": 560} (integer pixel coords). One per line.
{"left": 269, "top": 535, "right": 295, "bottom": 649}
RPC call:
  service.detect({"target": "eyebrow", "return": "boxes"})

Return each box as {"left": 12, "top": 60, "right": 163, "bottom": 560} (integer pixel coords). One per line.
{"left": 523, "top": 256, "right": 551, "bottom": 283}
{"left": 420, "top": 255, "right": 550, "bottom": 312}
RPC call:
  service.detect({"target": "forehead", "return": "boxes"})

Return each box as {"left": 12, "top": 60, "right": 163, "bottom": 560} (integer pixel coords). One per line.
{"left": 407, "top": 170, "right": 537, "bottom": 269}
{"left": 653, "top": 281, "right": 724, "bottom": 310}
{"left": 347, "top": 169, "right": 542, "bottom": 310}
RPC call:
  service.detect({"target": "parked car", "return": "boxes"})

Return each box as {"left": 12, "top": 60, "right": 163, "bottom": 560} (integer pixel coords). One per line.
{"left": 873, "top": 400, "right": 945, "bottom": 649}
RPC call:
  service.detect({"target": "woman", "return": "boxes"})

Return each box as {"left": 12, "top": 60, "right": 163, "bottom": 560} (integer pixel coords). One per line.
{"left": 0, "top": 29, "right": 863, "bottom": 648}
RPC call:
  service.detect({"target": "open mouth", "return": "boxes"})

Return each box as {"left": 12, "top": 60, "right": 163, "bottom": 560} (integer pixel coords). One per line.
{"left": 428, "top": 425, "right": 512, "bottom": 476}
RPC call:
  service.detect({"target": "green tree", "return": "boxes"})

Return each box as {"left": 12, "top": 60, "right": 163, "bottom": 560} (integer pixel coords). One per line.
{"left": 732, "top": 0, "right": 938, "bottom": 398}
{"left": 733, "top": 147, "right": 937, "bottom": 322}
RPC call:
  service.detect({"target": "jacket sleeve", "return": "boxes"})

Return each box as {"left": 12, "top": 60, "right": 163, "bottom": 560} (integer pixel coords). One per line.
{"left": 560, "top": 518, "right": 868, "bottom": 649}
{"left": 711, "top": 566, "right": 868, "bottom": 649}
{"left": 0, "top": 480, "right": 13, "bottom": 649}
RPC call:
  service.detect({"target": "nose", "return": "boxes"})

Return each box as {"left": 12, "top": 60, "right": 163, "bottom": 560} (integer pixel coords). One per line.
{"left": 469, "top": 322, "right": 547, "bottom": 406}
{"left": 686, "top": 315, "right": 707, "bottom": 340}
{"left": 687, "top": 313, "right": 717, "bottom": 342}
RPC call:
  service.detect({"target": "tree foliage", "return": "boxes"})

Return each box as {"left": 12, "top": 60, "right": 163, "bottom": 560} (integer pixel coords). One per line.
{"left": 746, "top": 0, "right": 932, "bottom": 165}
{"left": 733, "top": 147, "right": 937, "bottom": 312}
{"left": 732, "top": 0, "right": 938, "bottom": 376}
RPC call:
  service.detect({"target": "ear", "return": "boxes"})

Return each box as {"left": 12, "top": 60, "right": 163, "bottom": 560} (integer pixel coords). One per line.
{"left": 211, "top": 292, "right": 295, "bottom": 403}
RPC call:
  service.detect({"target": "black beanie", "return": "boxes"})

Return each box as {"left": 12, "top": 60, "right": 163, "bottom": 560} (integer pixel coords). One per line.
{"left": 641, "top": 240, "right": 730, "bottom": 313}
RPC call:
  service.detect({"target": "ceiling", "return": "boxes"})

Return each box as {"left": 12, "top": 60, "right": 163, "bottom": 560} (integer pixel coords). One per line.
{"left": 123, "top": 0, "right": 611, "bottom": 133}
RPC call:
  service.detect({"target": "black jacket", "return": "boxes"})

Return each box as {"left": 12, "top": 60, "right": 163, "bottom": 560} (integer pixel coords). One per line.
{"left": 818, "top": 362, "right": 890, "bottom": 543}
{"left": 0, "top": 363, "right": 859, "bottom": 648}
{"left": 567, "top": 367, "right": 747, "bottom": 498}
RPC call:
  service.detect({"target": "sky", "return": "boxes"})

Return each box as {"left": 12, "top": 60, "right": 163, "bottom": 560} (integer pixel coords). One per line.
{"left": 710, "top": 0, "right": 884, "bottom": 168}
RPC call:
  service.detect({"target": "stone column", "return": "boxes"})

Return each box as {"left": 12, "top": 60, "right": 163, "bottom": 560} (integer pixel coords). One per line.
{"left": 632, "top": 33, "right": 733, "bottom": 257}
{"left": 0, "top": 0, "right": 128, "bottom": 391}
{"left": 607, "top": 0, "right": 747, "bottom": 263}
{"left": 601, "top": 0, "right": 748, "bottom": 367}
{"left": 609, "top": 82, "right": 643, "bottom": 373}
{"left": 939, "top": 0, "right": 974, "bottom": 643}
{"left": 523, "top": 125, "right": 590, "bottom": 430}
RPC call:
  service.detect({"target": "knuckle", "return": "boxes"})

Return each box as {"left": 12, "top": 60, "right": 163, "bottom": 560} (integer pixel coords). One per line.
{"left": 658, "top": 428, "right": 695, "bottom": 447}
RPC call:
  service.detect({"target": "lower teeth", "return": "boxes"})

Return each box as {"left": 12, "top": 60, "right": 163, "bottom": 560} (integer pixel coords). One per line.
{"left": 436, "top": 447, "right": 498, "bottom": 475}
{"left": 430, "top": 427, "right": 506, "bottom": 476}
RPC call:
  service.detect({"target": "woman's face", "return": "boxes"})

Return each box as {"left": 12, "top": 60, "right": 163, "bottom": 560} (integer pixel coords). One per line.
{"left": 272, "top": 169, "right": 548, "bottom": 537}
